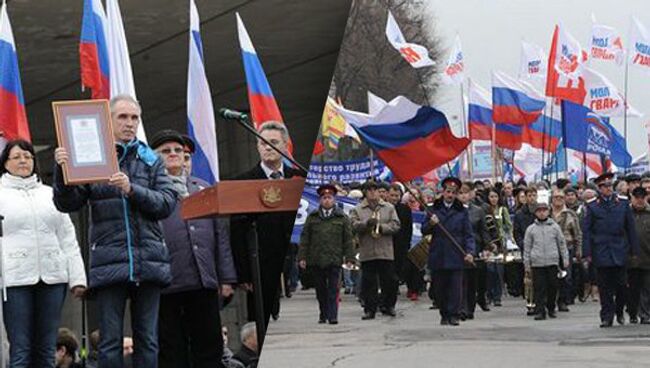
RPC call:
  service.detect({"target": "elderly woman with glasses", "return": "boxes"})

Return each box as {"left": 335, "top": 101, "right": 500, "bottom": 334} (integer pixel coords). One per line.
{"left": 0, "top": 139, "right": 86, "bottom": 367}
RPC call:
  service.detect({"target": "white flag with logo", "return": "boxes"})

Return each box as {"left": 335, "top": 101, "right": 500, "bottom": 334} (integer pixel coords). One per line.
{"left": 629, "top": 17, "right": 650, "bottom": 70}
{"left": 583, "top": 67, "right": 642, "bottom": 117}
{"left": 385, "top": 10, "right": 434, "bottom": 68}
{"left": 441, "top": 35, "right": 465, "bottom": 85}
{"left": 589, "top": 23, "right": 625, "bottom": 65}
{"left": 519, "top": 41, "right": 547, "bottom": 79}
{"left": 551, "top": 25, "right": 587, "bottom": 81}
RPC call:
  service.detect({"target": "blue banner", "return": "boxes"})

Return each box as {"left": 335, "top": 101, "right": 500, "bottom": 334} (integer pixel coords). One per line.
{"left": 306, "top": 158, "right": 387, "bottom": 185}
{"left": 292, "top": 186, "right": 426, "bottom": 247}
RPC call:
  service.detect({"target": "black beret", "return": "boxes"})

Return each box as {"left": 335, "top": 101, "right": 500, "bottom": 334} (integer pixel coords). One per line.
{"left": 150, "top": 129, "right": 185, "bottom": 150}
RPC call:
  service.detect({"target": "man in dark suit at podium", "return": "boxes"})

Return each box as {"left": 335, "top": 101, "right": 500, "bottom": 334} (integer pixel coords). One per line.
{"left": 230, "top": 121, "right": 305, "bottom": 329}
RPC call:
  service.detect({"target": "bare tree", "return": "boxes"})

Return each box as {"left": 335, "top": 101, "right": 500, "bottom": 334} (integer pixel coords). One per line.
{"left": 332, "top": 0, "right": 444, "bottom": 111}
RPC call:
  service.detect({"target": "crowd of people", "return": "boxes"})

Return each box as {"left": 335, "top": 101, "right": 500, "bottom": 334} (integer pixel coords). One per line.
{"left": 0, "top": 95, "right": 301, "bottom": 368}
{"left": 297, "top": 171, "right": 650, "bottom": 328}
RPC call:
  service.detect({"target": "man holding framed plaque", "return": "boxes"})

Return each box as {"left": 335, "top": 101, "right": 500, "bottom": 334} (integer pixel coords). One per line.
{"left": 52, "top": 95, "right": 178, "bottom": 367}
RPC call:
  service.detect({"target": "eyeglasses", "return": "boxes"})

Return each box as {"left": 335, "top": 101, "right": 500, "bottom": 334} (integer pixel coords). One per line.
{"left": 160, "top": 147, "right": 184, "bottom": 155}
{"left": 8, "top": 154, "right": 34, "bottom": 161}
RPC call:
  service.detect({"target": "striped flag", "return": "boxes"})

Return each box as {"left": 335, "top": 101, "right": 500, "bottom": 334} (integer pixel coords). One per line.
{"left": 80, "top": 0, "right": 110, "bottom": 99}
{"left": 0, "top": 2, "right": 30, "bottom": 145}
{"left": 106, "top": 0, "right": 146, "bottom": 141}
{"left": 187, "top": 0, "right": 219, "bottom": 184}
{"left": 492, "top": 70, "right": 545, "bottom": 125}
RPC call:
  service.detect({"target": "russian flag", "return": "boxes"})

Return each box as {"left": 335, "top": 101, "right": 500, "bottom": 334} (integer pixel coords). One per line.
{"left": 80, "top": 0, "right": 110, "bottom": 99}
{"left": 495, "top": 122, "right": 523, "bottom": 150}
{"left": 492, "top": 70, "right": 545, "bottom": 125}
{"left": 467, "top": 80, "right": 493, "bottom": 141}
{"left": 0, "top": 3, "right": 30, "bottom": 143}
{"left": 522, "top": 113, "right": 561, "bottom": 152}
{"left": 187, "top": 0, "right": 219, "bottom": 184}
{"left": 333, "top": 96, "right": 470, "bottom": 182}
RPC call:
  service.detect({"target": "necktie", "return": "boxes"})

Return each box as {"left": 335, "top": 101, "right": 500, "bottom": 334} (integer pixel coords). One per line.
{"left": 270, "top": 171, "right": 283, "bottom": 180}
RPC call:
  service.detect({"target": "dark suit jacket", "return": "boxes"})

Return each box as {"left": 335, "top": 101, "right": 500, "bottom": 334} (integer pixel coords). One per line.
{"left": 229, "top": 163, "right": 305, "bottom": 283}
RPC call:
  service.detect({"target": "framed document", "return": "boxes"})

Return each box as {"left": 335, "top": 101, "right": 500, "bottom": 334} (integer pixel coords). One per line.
{"left": 52, "top": 100, "right": 119, "bottom": 185}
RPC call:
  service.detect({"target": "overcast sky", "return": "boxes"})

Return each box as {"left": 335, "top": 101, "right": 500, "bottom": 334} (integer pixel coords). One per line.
{"left": 426, "top": 0, "right": 650, "bottom": 158}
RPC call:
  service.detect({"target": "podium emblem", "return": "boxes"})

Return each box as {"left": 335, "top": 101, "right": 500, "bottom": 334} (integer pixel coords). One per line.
{"left": 260, "top": 185, "right": 282, "bottom": 208}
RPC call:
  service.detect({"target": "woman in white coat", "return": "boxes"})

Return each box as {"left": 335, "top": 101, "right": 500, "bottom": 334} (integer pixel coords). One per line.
{"left": 0, "top": 140, "right": 86, "bottom": 368}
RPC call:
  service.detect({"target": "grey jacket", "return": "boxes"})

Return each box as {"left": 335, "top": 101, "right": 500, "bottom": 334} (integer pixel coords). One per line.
{"left": 350, "top": 199, "right": 400, "bottom": 261}
{"left": 523, "top": 218, "right": 569, "bottom": 268}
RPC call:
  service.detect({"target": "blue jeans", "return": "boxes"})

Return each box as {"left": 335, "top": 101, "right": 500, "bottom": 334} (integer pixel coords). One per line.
{"left": 487, "top": 262, "right": 504, "bottom": 303}
{"left": 96, "top": 282, "right": 161, "bottom": 368}
{"left": 3, "top": 282, "right": 67, "bottom": 368}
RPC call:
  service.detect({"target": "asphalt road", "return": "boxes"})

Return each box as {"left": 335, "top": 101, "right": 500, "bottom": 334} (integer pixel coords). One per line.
{"left": 259, "top": 287, "right": 650, "bottom": 367}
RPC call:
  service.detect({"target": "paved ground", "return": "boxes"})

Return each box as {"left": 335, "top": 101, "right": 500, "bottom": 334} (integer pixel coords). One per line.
{"left": 259, "top": 288, "right": 650, "bottom": 367}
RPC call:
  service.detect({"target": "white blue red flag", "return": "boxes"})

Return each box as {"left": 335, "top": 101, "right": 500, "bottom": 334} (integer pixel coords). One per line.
{"left": 332, "top": 96, "right": 470, "bottom": 181}
{"left": 629, "top": 17, "right": 650, "bottom": 71}
{"left": 106, "top": 0, "right": 146, "bottom": 141}
{"left": 441, "top": 35, "right": 465, "bottom": 85}
{"left": 80, "top": 0, "right": 110, "bottom": 99}
{"left": 467, "top": 79, "right": 493, "bottom": 141}
{"left": 385, "top": 10, "right": 435, "bottom": 68}
{"left": 492, "top": 70, "right": 545, "bottom": 125}
{"left": 187, "top": 0, "right": 219, "bottom": 184}
{"left": 589, "top": 22, "right": 624, "bottom": 66}
{"left": 0, "top": 2, "right": 30, "bottom": 144}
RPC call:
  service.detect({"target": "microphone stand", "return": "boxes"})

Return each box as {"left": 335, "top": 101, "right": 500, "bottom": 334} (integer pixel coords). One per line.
{"left": 227, "top": 114, "right": 309, "bottom": 175}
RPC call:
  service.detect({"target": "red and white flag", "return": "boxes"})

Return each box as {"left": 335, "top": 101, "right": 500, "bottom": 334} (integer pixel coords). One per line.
{"left": 441, "top": 35, "right": 465, "bottom": 85}
{"left": 545, "top": 24, "right": 588, "bottom": 104}
{"left": 385, "top": 10, "right": 434, "bottom": 68}
{"left": 583, "top": 67, "right": 642, "bottom": 117}
{"left": 629, "top": 17, "right": 650, "bottom": 70}
{"left": 589, "top": 22, "right": 625, "bottom": 65}
{"left": 519, "top": 41, "right": 547, "bottom": 80}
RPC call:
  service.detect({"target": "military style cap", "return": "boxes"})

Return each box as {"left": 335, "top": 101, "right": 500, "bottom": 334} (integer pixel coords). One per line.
{"left": 317, "top": 183, "right": 337, "bottom": 197}
{"left": 441, "top": 177, "right": 462, "bottom": 190}
{"left": 625, "top": 173, "right": 641, "bottom": 183}
{"left": 594, "top": 172, "right": 615, "bottom": 185}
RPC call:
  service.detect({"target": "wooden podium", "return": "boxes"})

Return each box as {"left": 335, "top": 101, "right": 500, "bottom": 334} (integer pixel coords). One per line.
{"left": 181, "top": 178, "right": 306, "bottom": 348}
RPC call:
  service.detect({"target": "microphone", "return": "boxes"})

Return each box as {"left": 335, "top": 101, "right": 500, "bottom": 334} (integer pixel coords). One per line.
{"left": 219, "top": 108, "right": 249, "bottom": 121}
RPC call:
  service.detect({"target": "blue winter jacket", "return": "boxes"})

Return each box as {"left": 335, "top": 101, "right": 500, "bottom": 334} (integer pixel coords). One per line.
{"left": 53, "top": 140, "right": 178, "bottom": 288}
{"left": 582, "top": 194, "right": 640, "bottom": 267}
{"left": 422, "top": 198, "right": 475, "bottom": 271}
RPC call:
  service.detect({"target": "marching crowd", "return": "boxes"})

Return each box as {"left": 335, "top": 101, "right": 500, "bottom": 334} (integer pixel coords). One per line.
{"left": 0, "top": 95, "right": 305, "bottom": 368}
{"left": 297, "top": 171, "right": 650, "bottom": 328}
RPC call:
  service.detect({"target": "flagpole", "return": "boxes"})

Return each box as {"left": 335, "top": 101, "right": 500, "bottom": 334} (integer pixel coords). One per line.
{"left": 623, "top": 57, "right": 630, "bottom": 174}
{"left": 459, "top": 81, "right": 471, "bottom": 179}
{"left": 582, "top": 151, "right": 588, "bottom": 184}
{"left": 491, "top": 120, "right": 497, "bottom": 183}
{"left": 369, "top": 148, "right": 375, "bottom": 180}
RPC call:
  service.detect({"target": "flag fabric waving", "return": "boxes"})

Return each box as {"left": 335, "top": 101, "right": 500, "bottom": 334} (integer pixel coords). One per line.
{"left": 441, "top": 35, "right": 465, "bottom": 85}
{"left": 80, "top": 0, "right": 110, "bottom": 99}
{"left": 106, "top": 0, "right": 146, "bottom": 141}
{"left": 589, "top": 22, "right": 624, "bottom": 66}
{"left": 467, "top": 80, "right": 493, "bottom": 141}
{"left": 492, "top": 70, "right": 546, "bottom": 125}
{"left": 583, "top": 67, "right": 642, "bottom": 118}
{"left": 522, "top": 114, "right": 561, "bottom": 152}
{"left": 385, "top": 10, "right": 434, "bottom": 68}
{"left": 333, "top": 96, "right": 470, "bottom": 181}
{"left": 629, "top": 17, "right": 650, "bottom": 71}
{"left": 495, "top": 123, "right": 523, "bottom": 150}
{"left": 562, "top": 100, "right": 631, "bottom": 168}
{"left": 321, "top": 97, "right": 360, "bottom": 149}
{"left": 519, "top": 41, "right": 547, "bottom": 80}
{"left": 0, "top": 2, "right": 30, "bottom": 143}
{"left": 545, "top": 24, "right": 588, "bottom": 104}
{"left": 187, "top": 0, "right": 219, "bottom": 184}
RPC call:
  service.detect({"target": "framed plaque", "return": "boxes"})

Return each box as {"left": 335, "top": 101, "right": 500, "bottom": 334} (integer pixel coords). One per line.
{"left": 52, "top": 99, "right": 119, "bottom": 185}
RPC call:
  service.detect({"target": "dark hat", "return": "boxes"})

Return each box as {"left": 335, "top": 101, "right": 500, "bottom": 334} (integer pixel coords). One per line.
{"left": 534, "top": 201, "right": 550, "bottom": 211}
{"left": 441, "top": 177, "right": 462, "bottom": 191}
{"left": 555, "top": 178, "right": 570, "bottom": 189}
{"left": 378, "top": 181, "right": 390, "bottom": 190}
{"left": 362, "top": 180, "right": 379, "bottom": 191}
{"left": 594, "top": 172, "right": 615, "bottom": 185}
{"left": 317, "top": 184, "right": 337, "bottom": 197}
{"left": 150, "top": 129, "right": 185, "bottom": 150}
{"left": 180, "top": 134, "right": 196, "bottom": 154}
{"left": 564, "top": 187, "right": 578, "bottom": 195}
{"left": 632, "top": 186, "right": 647, "bottom": 198}
{"left": 626, "top": 173, "right": 642, "bottom": 183}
